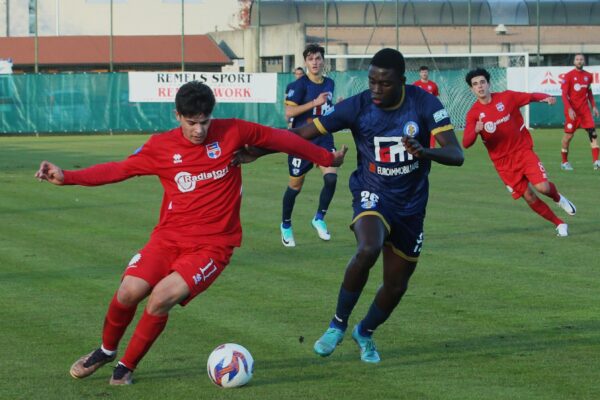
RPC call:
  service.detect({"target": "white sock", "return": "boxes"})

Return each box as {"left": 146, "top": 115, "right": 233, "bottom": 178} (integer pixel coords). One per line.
{"left": 101, "top": 345, "right": 116, "bottom": 356}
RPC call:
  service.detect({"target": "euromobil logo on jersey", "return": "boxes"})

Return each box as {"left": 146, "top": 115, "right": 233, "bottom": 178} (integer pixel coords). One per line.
{"left": 175, "top": 167, "right": 229, "bottom": 193}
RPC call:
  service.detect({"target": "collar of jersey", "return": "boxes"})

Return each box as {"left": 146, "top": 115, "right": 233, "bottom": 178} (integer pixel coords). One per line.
{"left": 381, "top": 86, "right": 405, "bottom": 111}
{"left": 306, "top": 72, "right": 324, "bottom": 84}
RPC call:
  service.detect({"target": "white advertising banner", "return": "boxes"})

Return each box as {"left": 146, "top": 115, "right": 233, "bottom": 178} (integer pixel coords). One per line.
{"left": 507, "top": 66, "right": 600, "bottom": 96}
{"left": 128, "top": 72, "right": 278, "bottom": 103}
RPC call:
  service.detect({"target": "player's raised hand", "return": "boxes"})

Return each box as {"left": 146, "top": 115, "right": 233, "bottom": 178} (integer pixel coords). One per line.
{"left": 331, "top": 145, "right": 348, "bottom": 167}
{"left": 475, "top": 114, "right": 485, "bottom": 133}
{"left": 313, "top": 92, "right": 330, "bottom": 107}
{"left": 402, "top": 136, "right": 424, "bottom": 158}
{"left": 35, "top": 161, "right": 65, "bottom": 185}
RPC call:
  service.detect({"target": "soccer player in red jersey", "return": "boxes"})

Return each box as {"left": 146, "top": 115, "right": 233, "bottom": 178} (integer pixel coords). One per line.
{"left": 413, "top": 66, "right": 441, "bottom": 148}
{"left": 34, "top": 81, "right": 347, "bottom": 386}
{"left": 560, "top": 53, "right": 600, "bottom": 170}
{"left": 464, "top": 68, "right": 576, "bottom": 237}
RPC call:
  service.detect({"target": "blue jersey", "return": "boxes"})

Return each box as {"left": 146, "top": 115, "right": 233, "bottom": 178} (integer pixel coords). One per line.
{"left": 285, "top": 75, "right": 335, "bottom": 129}
{"left": 314, "top": 85, "right": 453, "bottom": 215}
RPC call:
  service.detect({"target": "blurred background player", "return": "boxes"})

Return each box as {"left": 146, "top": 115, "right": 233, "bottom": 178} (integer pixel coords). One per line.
{"left": 285, "top": 67, "right": 305, "bottom": 128}
{"left": 413, "top": 66, "right": 440, "bottom": 148}
{"left": 34, "top": 81, "right": 347, "bottom": 386}
{"left": 281, "top": 44, "right": 337, "bottom": 247}
{"left": 464, "top": 68, "right": 576, "bottom": 237}
{"left": 559, "top": 53, "right": 600, "bottom": 170}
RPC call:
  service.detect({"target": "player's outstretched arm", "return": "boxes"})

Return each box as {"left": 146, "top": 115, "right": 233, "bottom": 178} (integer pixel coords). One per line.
{"left": 402, "top": 130, "right": 464, "bottom": 166}
{"left": 35, "top": 161, "right": 65, "bottom": 185}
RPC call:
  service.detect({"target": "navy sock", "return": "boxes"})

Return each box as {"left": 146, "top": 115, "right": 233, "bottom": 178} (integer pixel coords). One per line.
{"left": 329, "top": 286, "right": 361, "bottom": 331}
{"left": 359, "top": 302, "right": 391, "bottom": 337}
{"left": 282, "top": 187, "right": 300, "bottom": 226}
{"left": 317, "top": 173, "right": 337, "bottom": 220}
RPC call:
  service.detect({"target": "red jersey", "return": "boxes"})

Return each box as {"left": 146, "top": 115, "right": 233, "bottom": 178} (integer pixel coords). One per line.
{"left": 464, "top": 91, "right": 549, "bottom": 161}
{"left": 412, "top": 80, "right": 439, "bottom": 96}
{"left": 561, "top": 68, "right": 596, "bottom": 113}
{"left": 62, "top": 119, "right": 335, "bottom": 247}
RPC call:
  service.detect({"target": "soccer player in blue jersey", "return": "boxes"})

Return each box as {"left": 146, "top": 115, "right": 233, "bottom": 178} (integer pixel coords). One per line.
{"left": 280, "top": 44, "right": 338, "bottom": 247}
{"left": 285, "top": 67, "right": 305, "bottom": 128}
{"left": 307, "top": 48, "right": 463, "bottom": 363}
{"left": 235, "top": 48, "right": 463, "bottom": 363}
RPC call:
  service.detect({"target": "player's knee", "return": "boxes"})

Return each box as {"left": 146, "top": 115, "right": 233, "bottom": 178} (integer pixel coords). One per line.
{"left": 586, "top": 128, "right": 597, "bottom": 142}
{"left": 288, "top": 177, "right": 304, "bottom": 191}
{"left": 355, "top": 243, "right": 382, "bottom": 268}
{"left": 145, "top": 291, "right": 177, "bottom": 316}
{"left": 323, "top": 173, "right": 337, "bottom": 189}
{"left": 116, "top": 285, "right": 144, "bottom": 306}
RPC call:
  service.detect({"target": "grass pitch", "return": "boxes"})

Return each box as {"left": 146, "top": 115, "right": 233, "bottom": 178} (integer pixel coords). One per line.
{"left": 1, "top": 129, "right": 599, "bottom": 400}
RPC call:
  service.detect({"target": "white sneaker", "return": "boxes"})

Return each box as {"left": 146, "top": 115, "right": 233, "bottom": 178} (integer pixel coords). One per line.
{"left": 556, "top": 194, "right": 576, "bottom": 216}
{"left": 594, "top": 160, "right": 600, "bottom": 170}
{"left": 311, "top": 218, "right": 331, "bottom": 241}
{"left": 280, "top": 224, "right": 296, "bottom": 247}
{"left": 561, "top": 162, "right": 574, "bottom": 171}
{"left": 556, "top": 223, "right": 568, "bottom": 237}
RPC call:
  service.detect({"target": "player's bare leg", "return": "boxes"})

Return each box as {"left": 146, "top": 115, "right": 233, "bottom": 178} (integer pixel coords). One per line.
{"left": 70, "top": 276, "right": 151, "bottom": 379}
{"left": 314, "top": 216, "right": 387, "bottom": 357}
{"left": 110, "top": 272, "right": 189, "bottom": 385}
{"left": 561, "top": 133, "right": 574, "bottom": 170}
{"left": 353, "top": 246, "right": 416, "bottom": 363}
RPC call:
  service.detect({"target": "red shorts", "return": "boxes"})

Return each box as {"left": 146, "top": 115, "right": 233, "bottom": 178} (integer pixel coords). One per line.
{"left": 123, "top": 236, "right": 234, "bottom": 306}
{"left": 493, "top": 150, "right": 548, "bottom": 199}
{"left": 564, "top": 108, "right": 595, "bottom": 133}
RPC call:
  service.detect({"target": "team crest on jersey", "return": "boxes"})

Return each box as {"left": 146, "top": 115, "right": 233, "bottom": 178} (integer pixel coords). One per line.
{"left": 206, "top": 142, "right": 221, "bottom": 159}
{"left": 495, "top": 102, "right": 505, "bottom": 112}
{"left": 403, "top": 121, "right": 419, "bottom": 137}
{"left": 584, "top": 76, "right": 589, "bottom": 82}
{"left": 484, "top": 121, "right": 497, "bottom": 133}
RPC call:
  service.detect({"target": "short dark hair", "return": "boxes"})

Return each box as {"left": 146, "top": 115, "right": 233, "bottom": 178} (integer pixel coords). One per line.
{"left": 295, "top": 67, "right": 305, "bottom": 73}
{"left": 419, "top": 66, "right": 429, "bottom": 71}
{"left": 370, "top": 48, "right": 405, "bottom": 78}
{"left": 175, "top": 81, "right": 216, "bottom": 117}
{"left": 465, "top": 68, "right": 490, "bottom": 86}
{"left": 303, "top": 43, "right": 325, "bottom": 59}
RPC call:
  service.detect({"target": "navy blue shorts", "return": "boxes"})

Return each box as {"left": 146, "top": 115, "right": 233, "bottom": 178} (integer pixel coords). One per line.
{"left": 288, "top": 134, "right": 335, "bottom": 177}
{"left": 350, "top": 189, "right": 425, "bottom": 262}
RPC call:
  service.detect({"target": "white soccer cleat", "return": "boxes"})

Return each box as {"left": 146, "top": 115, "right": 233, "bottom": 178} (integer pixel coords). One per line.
{"left": 556, "top": 194, "right": 576, "bottom": 216}
{"left": 280, "top": 224, "right": 296, "bottom": 247}
{"left": 561, "top": 162, "right": 574, "bottom": 171}
{"left": 593, "top": 160, "right": 600, "bottom": 170}
{"left": 311, "top": 218, "right": 331, "bottom": 241}
{"left": 556, "top": 223, "right": 568, "bottom": 237}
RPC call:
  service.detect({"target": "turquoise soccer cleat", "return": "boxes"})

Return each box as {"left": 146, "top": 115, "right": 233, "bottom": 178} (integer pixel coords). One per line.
{"left": 313, "top": 327, "right": 345, "bottom": 357}
{"left": 351, "top": 325, "right": 381, "bottom": 363}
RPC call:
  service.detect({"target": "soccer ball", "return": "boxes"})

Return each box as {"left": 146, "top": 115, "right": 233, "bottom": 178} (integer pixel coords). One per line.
{"left": 207, "top": 343, "right": 254, "bottom": 388}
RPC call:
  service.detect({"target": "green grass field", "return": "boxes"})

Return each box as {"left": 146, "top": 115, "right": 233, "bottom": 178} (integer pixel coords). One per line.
{"left": 1, "top": 129, "right": 599, "bottom": 400}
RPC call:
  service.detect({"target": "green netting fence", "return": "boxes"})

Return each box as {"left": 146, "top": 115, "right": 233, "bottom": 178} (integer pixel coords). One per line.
{"left": 0, "top": 71, "right": 594, "bottom": 135}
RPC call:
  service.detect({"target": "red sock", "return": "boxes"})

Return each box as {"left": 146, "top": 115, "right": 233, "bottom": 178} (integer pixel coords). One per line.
{"left": 561, "top": 150, "right": 568, "bottom": 163}
{"left": 545, "top": 182, "right": 560, "bottom": 203}
{"left": 430, "top": 134, "right": 436, "bottom": 149}
{"left": 592, "top": 147, "right": 599, "bottom": 162}
{"left": 528, "top": 198, "right": 563, "bottom": 226}
{"left": 102, "top": 293, "right": 138, "bottom": 352}
{"left": 120, "top": 310, "right": 169, "bottom": 370}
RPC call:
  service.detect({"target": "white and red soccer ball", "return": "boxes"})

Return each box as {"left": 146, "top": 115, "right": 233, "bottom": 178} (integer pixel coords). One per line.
{"left": 207, "top": 343, "right": 254, "bottom": 388}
